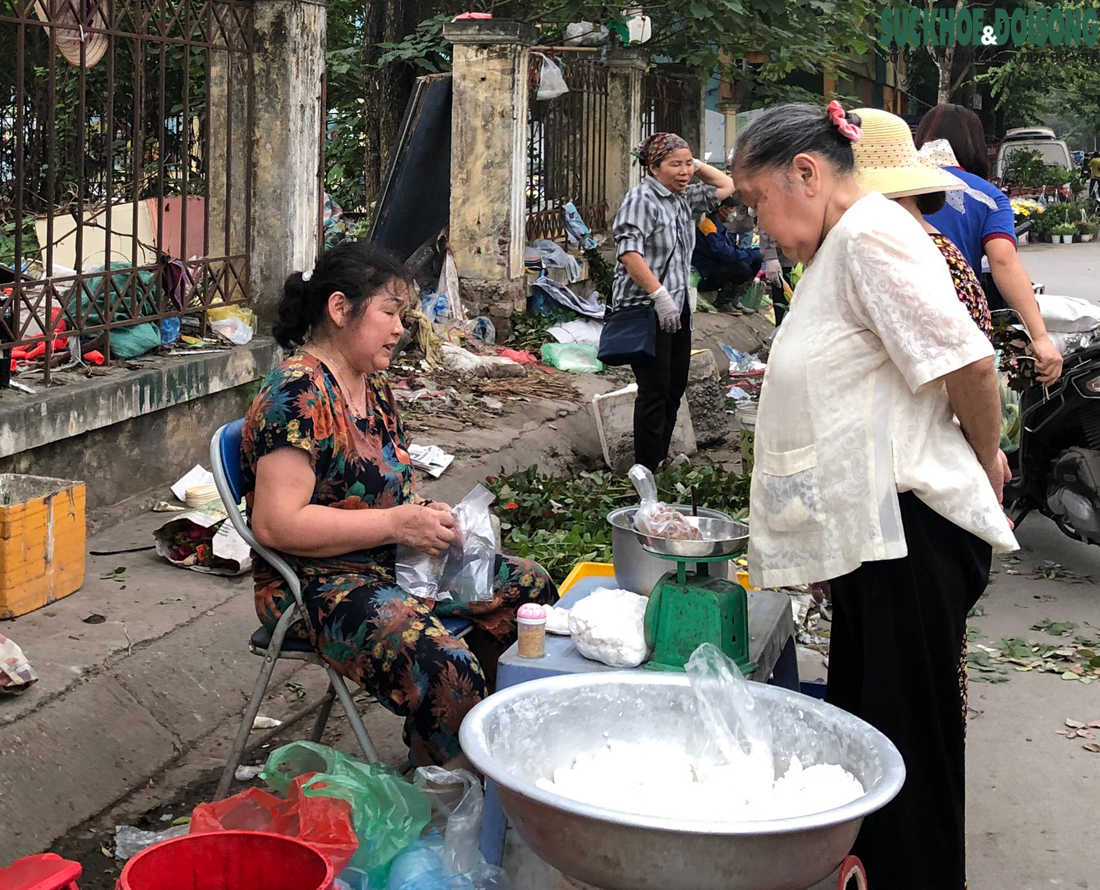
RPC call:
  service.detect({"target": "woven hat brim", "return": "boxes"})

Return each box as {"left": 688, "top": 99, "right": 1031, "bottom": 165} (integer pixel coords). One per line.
{"left": 857, "top": 165, "right": 964, "bottom": 199}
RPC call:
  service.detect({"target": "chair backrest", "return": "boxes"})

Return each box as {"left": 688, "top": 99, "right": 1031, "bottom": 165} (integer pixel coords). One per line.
{"left": 214, "top": 417, "right": 247, "bottom": 504}
{"left": 210, "top": 418, "right": 304, "bottom": 603}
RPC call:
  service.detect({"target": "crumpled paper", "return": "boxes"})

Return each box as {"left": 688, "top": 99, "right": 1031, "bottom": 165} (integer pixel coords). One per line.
{"left": 0, "top": 633, "right": 38, "bottom": 694}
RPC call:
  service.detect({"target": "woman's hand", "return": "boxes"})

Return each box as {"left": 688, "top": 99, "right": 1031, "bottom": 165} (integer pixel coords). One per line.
{"left": 1029, "top": 334, "right": 1064, "bottom": 385}
{"left": 983, "top": 449, "right": 1012, "bottom": 506}
{"left": 392, "top": 504, "right": 457, "bottom": 557}
{"left": 808, "top": 580, "right": 831, "bottom": 604}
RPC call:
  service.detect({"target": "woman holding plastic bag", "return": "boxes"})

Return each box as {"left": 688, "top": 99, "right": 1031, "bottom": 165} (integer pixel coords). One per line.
{"left": 242, "top": 242, "right": 556, "bottom": 767}
{"left": 607, "top": 132, "right": 735, "bottom": 470}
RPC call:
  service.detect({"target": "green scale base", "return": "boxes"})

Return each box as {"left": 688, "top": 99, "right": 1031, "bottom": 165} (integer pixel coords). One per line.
{"left": 642, "top": 554, "right": 756, "bottom": 674}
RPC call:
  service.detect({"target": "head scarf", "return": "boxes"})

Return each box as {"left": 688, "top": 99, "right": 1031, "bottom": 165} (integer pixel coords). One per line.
{"left": 633, "top": 132, "right": 690, "bottom": 168}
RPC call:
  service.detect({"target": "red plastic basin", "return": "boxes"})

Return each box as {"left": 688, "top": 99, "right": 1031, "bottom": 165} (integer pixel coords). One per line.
{"left": 117, "top": 831, "right": 333, "bottom": 890}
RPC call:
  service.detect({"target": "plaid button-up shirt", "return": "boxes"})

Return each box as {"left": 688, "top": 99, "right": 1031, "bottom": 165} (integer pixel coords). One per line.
{"left": 610, "top": 177, "right": 719, "bottom": 312}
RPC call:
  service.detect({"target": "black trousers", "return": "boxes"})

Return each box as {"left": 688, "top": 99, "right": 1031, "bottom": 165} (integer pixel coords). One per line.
{"left": 630, "top": 301, "right": 692, "bottom": 471}
{"left": 698, "top": 255, "right": 762, "bottom": 293}
{"left": 827, "top": 493, "right": 991, "bottom": 890}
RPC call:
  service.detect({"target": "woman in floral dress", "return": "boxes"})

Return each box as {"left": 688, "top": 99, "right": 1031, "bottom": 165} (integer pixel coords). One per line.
{"left": 241, "top": 242, "right": 556, "bottom": 766}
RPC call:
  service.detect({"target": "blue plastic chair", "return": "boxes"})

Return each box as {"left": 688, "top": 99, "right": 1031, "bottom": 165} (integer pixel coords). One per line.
{"left": 210, "top": 419, "right": 470, "bottom": 797}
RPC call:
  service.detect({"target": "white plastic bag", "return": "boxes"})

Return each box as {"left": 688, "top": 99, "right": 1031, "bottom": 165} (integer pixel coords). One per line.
{"left": 534, "top": 53, "right": 569, "bottom": 100}
{"left": 627, "top": 464, "right": 701, "bottom": 540}
{"left": 396, "top": 485, "right": 497, "bottom": 602}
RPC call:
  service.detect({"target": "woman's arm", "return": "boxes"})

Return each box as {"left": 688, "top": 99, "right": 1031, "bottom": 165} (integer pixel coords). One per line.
{"left": 250, "top": 448, "right": 456, "bottom": 558}
{"left": 985, "top": 239, "right": 1063, "bottom": 384}
{"left": 694, "top": 162, "right": 736, "bottom": 200}
{"left": 943, "top": 355, "right": 1006, "bottom": 502}
{"left": 620, "top": 251, "right": 662, "bottom": 293}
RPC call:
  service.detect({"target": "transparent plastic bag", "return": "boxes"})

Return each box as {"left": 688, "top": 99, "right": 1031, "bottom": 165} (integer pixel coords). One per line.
{"left": 627, "top": 464, "right": 700, "bottom": 540}
{"left": 261, "top": 742, "right": 431, "bottom": 883}
{"left": 685, "top": 643, "right": 775, "bottom": 796}
{"left": 396, "top": 486, "right": 497, "bottom": 602}
{"left": 534, "top": 53, "right": 569, "bottom": 100}
{"left": 412, "top": 768, "right": 511, "bottom": 890}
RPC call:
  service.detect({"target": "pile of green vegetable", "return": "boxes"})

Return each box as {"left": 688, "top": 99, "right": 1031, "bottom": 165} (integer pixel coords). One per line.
{"left": 486, "top": 462, "right": 751, "bottom": 583}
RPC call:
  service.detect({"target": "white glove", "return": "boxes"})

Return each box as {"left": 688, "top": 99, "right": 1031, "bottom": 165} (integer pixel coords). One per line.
{"left": 693, "top": 157, "right": 703, "bottom": 171}
{"left": 649, "top": 286, "right": 681, "bottom": 333}
{"left": 765, "top": 259, "right": 783, "bottom": 285}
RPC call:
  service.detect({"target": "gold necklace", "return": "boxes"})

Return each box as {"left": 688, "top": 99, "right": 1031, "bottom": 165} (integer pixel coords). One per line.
{"left": 308, "top": 343, "right": 367, "bottom": 417}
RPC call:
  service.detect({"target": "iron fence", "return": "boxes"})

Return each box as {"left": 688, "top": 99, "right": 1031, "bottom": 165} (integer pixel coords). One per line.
{"left": 0, "top": 0, "right": 254, "bottom": 384}
{"left": 525, "top": 51, "right": 608, "bottom": 243}
{"left": 640, "top": 71, "right": 688, "bottom": 144}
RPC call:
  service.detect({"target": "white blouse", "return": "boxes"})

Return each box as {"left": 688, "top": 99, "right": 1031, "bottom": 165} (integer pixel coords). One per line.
{"left": 747, "top": 193, "right": 1018, "bottom": 589}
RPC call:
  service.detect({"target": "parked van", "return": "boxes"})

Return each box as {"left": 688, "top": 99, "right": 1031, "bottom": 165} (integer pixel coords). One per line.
{"left": 995, "top": 126, "right": 1073, "bottom": 180}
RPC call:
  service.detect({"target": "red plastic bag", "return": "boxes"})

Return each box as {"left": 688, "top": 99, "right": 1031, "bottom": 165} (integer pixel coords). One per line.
{"left": 190, "top": 775, "right": 358, "bottom": 873}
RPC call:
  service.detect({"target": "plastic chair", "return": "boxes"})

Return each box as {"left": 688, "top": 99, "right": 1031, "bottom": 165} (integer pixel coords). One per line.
{"left": 210, "top": 419, "right": 469, "bottom": 798}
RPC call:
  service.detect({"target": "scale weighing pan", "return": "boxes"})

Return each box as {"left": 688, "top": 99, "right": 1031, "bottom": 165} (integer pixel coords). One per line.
{"left": 636, "top": 517, "right": 749, "bottom": 559}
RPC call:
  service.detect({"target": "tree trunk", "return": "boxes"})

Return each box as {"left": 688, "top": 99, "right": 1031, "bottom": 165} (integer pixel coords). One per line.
{"left": 360, "top": 0, "right": 435, "bottom": 209}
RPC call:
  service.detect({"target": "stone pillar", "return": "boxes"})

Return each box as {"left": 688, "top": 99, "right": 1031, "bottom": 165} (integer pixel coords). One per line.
{"left": 604, "top": 48, "right": 648, "bottom": 218}
{"left": 717, "top": 100, "right": 739, "bottom": 168}
{"left": 210, "top": 0, "right": 326, "bottom": 326}
{"left": 444, "top": 20, "right": 536, "bottom": 335}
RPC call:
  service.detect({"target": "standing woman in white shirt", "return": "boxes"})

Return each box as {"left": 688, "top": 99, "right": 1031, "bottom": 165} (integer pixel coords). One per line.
{"left": 731, "top": 103, "right": 1018, "bottom": 890}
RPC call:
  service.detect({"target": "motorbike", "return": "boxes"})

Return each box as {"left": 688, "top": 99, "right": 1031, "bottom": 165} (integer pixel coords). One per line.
{"left": 995, "top": 307, "right": 1100, "bottom": 546}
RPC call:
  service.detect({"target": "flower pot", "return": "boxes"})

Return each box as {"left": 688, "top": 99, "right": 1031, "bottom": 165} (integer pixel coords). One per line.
{"left": 1018, "top": 231, "right": 1030, "bottom": 245}
{"left": 1059, "top": 235, "right": 1074, "bottom": 244}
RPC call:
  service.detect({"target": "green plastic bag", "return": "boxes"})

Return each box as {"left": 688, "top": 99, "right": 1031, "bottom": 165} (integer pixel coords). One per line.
{"left": 262, "top": 742, "right": 432, "bottom": 883}
{"left": 540, "top": 342, "right": 603, "bottom": 373}
{"left": 66, "top": 263, "right": 162, "bottom": 358}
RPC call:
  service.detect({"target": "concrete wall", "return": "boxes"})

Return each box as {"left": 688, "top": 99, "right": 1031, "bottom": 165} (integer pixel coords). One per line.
{"left": 0, "top": 341, "right": 277, "bottom": 519}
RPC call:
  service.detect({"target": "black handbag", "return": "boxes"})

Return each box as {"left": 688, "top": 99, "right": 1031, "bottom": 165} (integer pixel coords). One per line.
{"left": 597, "top": 304, "right": 657, "bottom": 366}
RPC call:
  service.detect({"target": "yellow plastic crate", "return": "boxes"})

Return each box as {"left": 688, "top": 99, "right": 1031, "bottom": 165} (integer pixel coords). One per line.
{"left": 559, "top": 561, "right": 615, "bottom": 596}
{"left": 0, "top": 474, "right": 86, "bottom": 619}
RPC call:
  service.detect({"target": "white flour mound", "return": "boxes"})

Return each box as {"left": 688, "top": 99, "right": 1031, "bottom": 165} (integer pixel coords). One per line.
{"left": 535, "top": 740, "right": 864, "bottom": 821}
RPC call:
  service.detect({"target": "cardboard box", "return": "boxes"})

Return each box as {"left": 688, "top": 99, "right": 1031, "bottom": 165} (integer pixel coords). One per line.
{"left": 0, "top": 475, "right": 86, "bottom": 619}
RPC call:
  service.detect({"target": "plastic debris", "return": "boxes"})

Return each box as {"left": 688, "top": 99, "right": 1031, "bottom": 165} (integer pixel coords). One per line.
{"left": 114, "top": 824, "right": 189, "bottom": 860}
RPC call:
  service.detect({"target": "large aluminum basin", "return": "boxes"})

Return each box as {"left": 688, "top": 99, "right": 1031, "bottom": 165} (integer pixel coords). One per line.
{"left": 460, "top": 673, "right": 904, "bottom": 890}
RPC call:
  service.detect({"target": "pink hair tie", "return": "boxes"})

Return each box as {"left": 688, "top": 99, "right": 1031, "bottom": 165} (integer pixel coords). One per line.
{"left": 826, "top": 100, "right": 862, "bottom": 143}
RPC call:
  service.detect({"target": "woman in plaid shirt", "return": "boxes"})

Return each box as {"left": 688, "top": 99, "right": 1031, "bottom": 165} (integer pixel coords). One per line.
{"left": 610, "top": 132, "right": 735, "bottom": 469}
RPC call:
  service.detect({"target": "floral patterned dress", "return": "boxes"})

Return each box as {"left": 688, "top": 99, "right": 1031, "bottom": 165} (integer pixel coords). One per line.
{"left": 930, "top": 233, "right": 993, "bottom": 341}
{"left": 241, "top": 353, "right": 556, "bottom": 765}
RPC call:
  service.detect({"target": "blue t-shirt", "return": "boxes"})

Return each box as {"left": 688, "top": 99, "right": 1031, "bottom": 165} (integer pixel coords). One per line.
{"left": 924, "top": 167, "right": 1016, "bottom": 275}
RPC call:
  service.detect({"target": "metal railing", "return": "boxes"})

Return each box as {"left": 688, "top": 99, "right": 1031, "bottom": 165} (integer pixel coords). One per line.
{"left": 640, "top": 71, "right": 688, "bottom": 143}
{"left": 0, "top": 0, "right": 254, "bottom": 384}
{"left": 525, "top": 51, "right": 608, "bottom": 243}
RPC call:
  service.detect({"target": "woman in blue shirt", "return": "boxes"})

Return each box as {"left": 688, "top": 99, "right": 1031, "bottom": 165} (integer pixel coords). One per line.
{"left": 915, "top": 104, "right": 1062, "bottom": 383}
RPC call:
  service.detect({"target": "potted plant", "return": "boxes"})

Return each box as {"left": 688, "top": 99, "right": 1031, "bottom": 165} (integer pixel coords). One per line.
{"left": 1052, "top": 223, "right": 1075, "bottom": 244}
{"left": 1083, "top": 223, "right": 1100, "bottom": 243}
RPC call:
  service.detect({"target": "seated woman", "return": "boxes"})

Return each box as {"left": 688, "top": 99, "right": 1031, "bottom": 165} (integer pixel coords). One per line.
{"left": 241, "top": 242, "right": 557, "bottom": 767}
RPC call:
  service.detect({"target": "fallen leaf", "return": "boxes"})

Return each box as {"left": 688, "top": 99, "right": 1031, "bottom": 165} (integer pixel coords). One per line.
{"left": 1083, "top": 743, "right": 1100, "bottom": 754}
{"left": 83, "top": 614, "right": 107, "bottom": 625}
{"left": 1066, "top": 718, "right": 1086, "bottom": 728}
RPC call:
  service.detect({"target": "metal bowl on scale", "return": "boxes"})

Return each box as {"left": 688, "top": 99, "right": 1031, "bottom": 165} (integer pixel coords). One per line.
{"left": 635, "top": 516, "right": 750, "bottom": 560}
{"left": 608, "top": 505, "right": 738, "bottom": 594}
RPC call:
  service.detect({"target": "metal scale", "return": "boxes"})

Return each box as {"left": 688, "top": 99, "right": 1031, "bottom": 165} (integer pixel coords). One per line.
{"left": 637, "top": 516, "right": 756, "bottom": 674}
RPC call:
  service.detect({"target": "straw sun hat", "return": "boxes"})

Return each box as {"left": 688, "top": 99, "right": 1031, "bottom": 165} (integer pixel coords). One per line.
{"left": 851, "top": 108, "right": 963, "bottom": 199}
